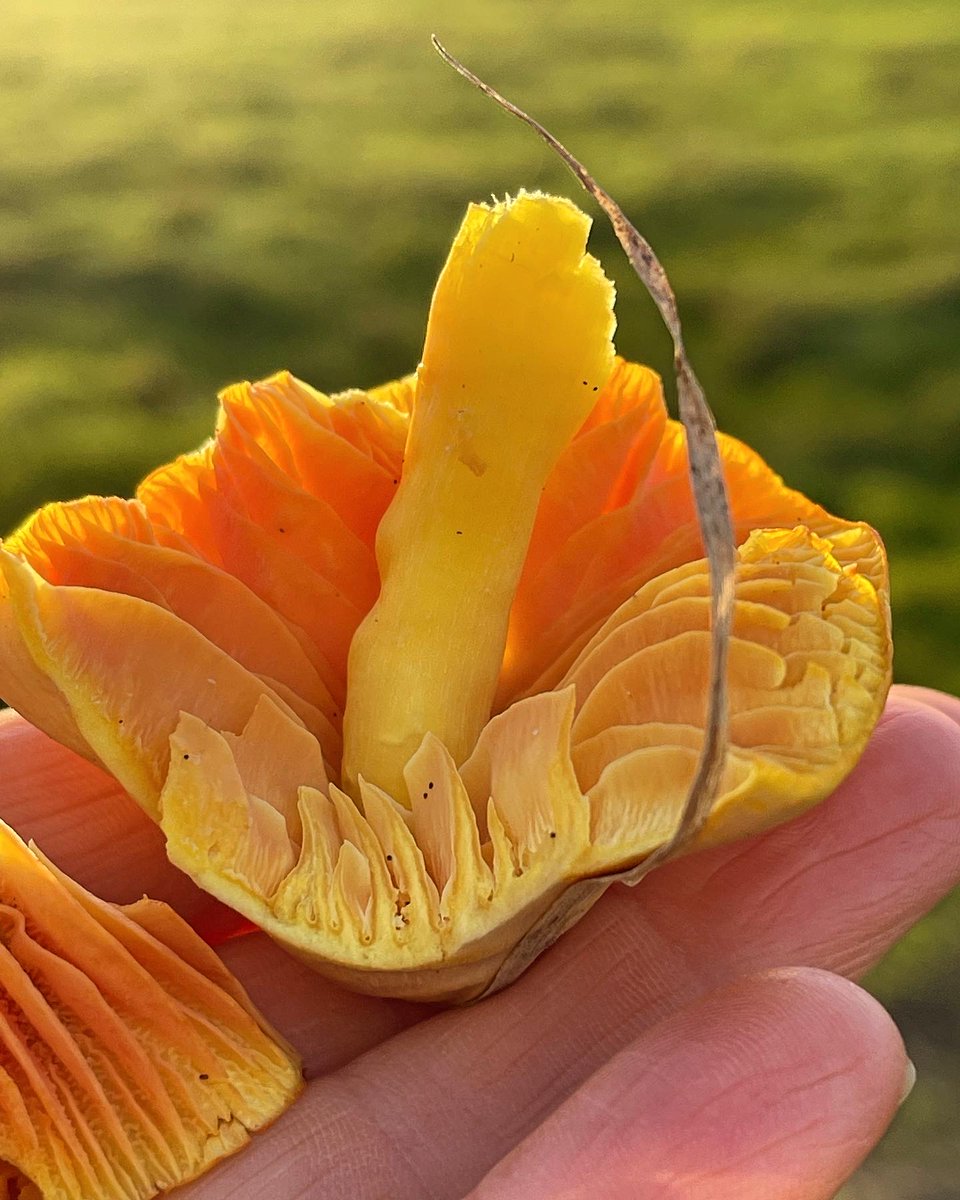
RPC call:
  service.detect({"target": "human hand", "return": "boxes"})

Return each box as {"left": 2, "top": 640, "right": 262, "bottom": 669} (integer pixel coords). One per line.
{"left": 3, "top": 684, "right": 958, "bottom": 1199}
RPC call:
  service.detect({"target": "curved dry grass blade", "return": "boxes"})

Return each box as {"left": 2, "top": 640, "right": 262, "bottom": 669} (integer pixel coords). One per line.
{"left": 432, "top": 37, "right": 736, "bottom": 998}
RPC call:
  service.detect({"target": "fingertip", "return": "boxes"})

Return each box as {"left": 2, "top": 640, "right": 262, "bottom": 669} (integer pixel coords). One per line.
{"left": 737, "top": 965, "right": 907, "bottom": 1089}
{"left": 857, "top": 689, "right": 960, "bottom": 833}
{"left": 631, "top": 966, "right": 909, "bottom": 1159}
{"left": 889, "top": 683, "right": 960, "bottom": 729}
{"left": 473, "top": 967, "right": 908, "bottom": 1200}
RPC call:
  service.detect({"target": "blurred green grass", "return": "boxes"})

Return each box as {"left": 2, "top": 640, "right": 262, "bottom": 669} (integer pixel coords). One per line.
{"left": 1, "top": 1, "right": 958, "bottom": 1194}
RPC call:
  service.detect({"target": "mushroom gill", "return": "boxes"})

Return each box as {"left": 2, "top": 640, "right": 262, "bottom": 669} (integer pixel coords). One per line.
{"left": 0, "top": 820, "right": 302, "bottom": 1199}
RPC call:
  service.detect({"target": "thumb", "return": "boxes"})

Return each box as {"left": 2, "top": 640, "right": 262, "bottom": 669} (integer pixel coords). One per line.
{"left": 472, "top": 967, "right": 910, "bottom": 1200}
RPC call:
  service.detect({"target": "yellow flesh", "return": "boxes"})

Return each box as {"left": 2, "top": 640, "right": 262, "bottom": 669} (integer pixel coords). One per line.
{"left": 342, "top": 194, "right": 616, "bottom": 801}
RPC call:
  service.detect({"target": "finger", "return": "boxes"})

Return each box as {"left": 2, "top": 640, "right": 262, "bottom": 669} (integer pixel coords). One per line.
{"left": 177, "top": 969, "right": 909, "bottom": 1200}
{"left": 470, "top": 969, "right": 909, "bottom": 1200}
{"left": 893, "top": 684, "right": 960, "bottom": 727}
{"left": 0, "top": 709, "right": 215, "bottom": 919}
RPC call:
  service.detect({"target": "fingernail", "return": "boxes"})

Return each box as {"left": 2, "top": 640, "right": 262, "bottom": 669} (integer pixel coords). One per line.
{"left": 898, "top": 1058, "right": 917, "bottom": 1106}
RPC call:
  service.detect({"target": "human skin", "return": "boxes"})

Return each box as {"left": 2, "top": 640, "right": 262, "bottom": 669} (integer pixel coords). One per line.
{"left": 2, "top": 684, "right": 959, "bottom": 1199}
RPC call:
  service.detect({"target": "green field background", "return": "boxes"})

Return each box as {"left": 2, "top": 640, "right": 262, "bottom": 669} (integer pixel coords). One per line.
{"left": 2, "top": 1, "right": 958, "bottom": 1193}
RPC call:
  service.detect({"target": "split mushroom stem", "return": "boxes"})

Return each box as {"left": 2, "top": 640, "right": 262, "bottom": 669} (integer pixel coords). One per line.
{"left": 341, "top": 194, "right": 616, "bottom": 802}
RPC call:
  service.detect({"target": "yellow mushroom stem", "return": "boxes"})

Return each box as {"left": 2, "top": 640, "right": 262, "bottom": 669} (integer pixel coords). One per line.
{"left": 342, "top": 193, "right": 616, "bottom": 801}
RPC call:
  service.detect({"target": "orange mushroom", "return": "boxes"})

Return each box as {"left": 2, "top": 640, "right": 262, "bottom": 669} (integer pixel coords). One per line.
{"left": 0, "top": 193, "right": 891, "bottom": 1006}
